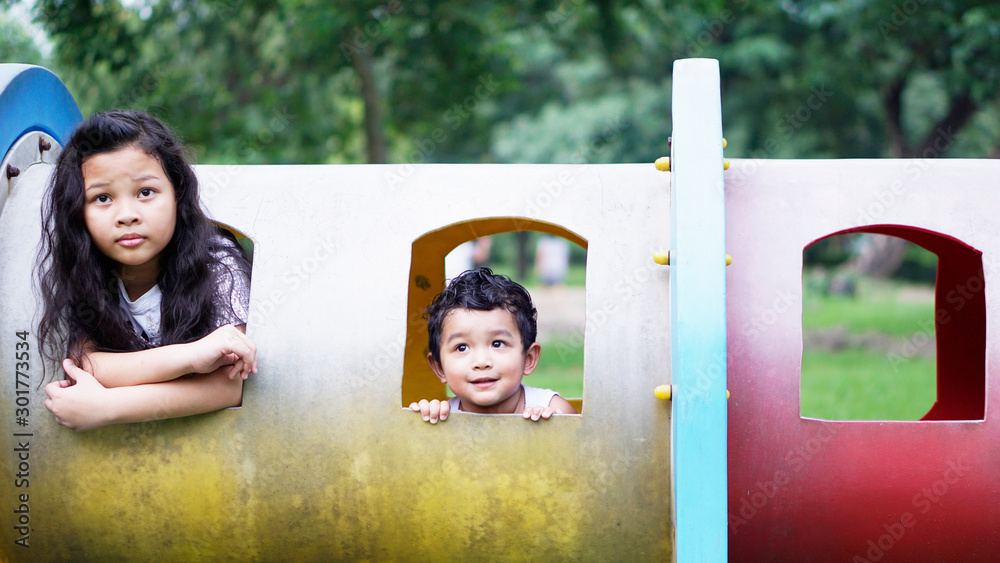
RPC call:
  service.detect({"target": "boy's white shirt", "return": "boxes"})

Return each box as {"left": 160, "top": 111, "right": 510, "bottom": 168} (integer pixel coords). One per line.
{"left": 447, "top": 384, "right": 559, "bottom": 412}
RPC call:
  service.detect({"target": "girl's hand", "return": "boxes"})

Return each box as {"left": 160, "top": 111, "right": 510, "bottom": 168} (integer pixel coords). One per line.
{"left": 409, "top": 399, "right": 450, "bottom": 424}
{"left": 186, "top": 324, "right": 257, "bottom": 380}
{"left": 44, "top": 359, "right": 113, "bottom": 432}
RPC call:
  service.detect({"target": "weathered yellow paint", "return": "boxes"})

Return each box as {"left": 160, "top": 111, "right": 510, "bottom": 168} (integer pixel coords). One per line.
{"left": 0, "top": 162, "right": 672, "bottom": 561}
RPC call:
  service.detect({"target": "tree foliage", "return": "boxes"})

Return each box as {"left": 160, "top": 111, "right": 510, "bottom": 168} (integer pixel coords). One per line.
{"left": 4, "top": 0, "right": 999, "bottom": 168}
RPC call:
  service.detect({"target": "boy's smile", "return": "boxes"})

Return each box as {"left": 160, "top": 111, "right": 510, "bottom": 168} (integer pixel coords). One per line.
{"left": 428, "top": 308, "right": 541, "bottom": 414}
{"left": 82, "top": 146, "right": 177, "bottom": 299}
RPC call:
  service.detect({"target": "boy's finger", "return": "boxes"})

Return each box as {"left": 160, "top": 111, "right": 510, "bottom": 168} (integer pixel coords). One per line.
{"left": 418, "top": 400, "right": 432, "bottom": 421}
{"left": 428, "top": 401, "right": 441, "bottom": 423}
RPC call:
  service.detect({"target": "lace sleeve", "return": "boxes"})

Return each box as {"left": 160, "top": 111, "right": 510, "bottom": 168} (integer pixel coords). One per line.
{"left": 210, "top": 237, "right": 251, "bottom": 328}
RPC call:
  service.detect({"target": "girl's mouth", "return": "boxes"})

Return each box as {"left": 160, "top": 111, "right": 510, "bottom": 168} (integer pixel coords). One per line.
{"left": 470, "top": 377, "right": 497, "bottom": 388}
{"left": 118, "top": 235, "right": 145, "bottom": 247}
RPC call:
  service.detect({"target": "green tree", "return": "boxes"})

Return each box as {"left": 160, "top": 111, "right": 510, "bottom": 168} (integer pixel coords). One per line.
{"left": 0, "top": 12, "right": 44, "bottom": 65}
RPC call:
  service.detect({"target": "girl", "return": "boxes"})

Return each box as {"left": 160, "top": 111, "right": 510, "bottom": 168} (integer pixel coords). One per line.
{"left": 38, "top": 110, "right": 257, "bottom": 432}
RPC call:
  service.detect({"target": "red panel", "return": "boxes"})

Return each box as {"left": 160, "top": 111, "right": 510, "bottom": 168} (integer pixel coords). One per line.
{"left": 725, "top": 161, "right": 1000, "bottom": 561}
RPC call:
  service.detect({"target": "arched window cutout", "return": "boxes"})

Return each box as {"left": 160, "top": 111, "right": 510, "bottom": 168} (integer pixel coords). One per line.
{"left": 214, "top": 222, "right": 254, "bottom": 410}
{"left": 216, "top": 222, "right": 255, "bottom": 263}
{"left": 801, "top": 225, "right": 985, "bottom": 421}
{"left": 402, "top": 218, "right": 587, "bottom": 413}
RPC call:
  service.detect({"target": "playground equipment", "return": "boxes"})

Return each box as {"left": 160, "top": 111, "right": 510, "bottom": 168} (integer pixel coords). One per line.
{"left": 1, "top": 58, "right": 998, "bottom": 561}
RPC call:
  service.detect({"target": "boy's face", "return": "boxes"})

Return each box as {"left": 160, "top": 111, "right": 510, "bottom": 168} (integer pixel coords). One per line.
{"left": 428, "top": 308, "right": 541, "bottom": 414}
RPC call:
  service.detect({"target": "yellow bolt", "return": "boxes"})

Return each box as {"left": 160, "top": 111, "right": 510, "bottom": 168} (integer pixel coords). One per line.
{"left": 653, "top": 251, "right": 670, "bottom": 265}
{"left": 654, "top": 385, "right": 672, "bottom": 401}
{"left": 723, "top": 158, "right": 730, "bottom": 170}
{"left": 726, "top": 254, "right": 733, "bottom": 266}
{"left": 727, "top": 390, "right": 731, "bottom": 400}
{"left": 654, "top": 156, "right": 670, "bottom": 172}
{"left": 722, "top": 138, "right": 727, "bottom": 148}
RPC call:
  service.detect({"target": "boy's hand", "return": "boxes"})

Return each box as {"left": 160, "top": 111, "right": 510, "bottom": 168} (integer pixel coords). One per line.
{"left": 522, "top": 406, "right": 558, "bottom": 421}
{"left": 187, "top": 324, "right": 257, "bottom": 380}
{"left": 44, "top": 359, "right": 112, "bottom": 432}
{"left": 409, "top": 399, "right": 450, "bottom": 424}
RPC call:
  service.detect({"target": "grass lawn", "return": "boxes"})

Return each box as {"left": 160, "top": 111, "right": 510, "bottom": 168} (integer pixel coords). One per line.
{"left": 530, "top": 336, "right": 585, "bottom": 399}
{"left": 800, "top": 349, "right": 937, "bottom": 420}
{"left": 801, "top": 273, "right": 938, "bottom": 420}
{"left": 802, "top": 276, "right": 935, "bottom": 337}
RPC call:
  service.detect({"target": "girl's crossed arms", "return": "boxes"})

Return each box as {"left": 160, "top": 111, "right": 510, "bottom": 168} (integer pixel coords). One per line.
{"left": 46, "top": 324, "right": 256, "bottom": 431}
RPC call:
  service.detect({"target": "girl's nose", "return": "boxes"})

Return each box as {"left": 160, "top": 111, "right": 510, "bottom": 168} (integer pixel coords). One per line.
{"left": 115, "top": 204, "right": 141, "bottom": 226}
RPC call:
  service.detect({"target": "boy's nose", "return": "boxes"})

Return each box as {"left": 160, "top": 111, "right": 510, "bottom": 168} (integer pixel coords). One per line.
{"left": 472, "top": 351, "right": 493, "bottom": 369}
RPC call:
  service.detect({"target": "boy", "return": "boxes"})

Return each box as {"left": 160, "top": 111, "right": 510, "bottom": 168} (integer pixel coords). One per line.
{"left": 409, "top": 267, "right": 577, "bottom": 423}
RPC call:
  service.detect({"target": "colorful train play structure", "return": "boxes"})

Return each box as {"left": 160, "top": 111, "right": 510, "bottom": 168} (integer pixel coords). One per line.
{"left": 1, "top": 59, "right": 998, "bottom": 561}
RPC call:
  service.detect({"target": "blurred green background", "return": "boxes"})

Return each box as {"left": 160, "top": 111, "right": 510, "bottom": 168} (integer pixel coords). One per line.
{"left": 4, "top": 0, "right": 997, "bottom": 416}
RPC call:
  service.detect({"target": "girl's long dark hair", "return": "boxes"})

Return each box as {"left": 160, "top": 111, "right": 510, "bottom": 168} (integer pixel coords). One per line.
{"left": 37, "top": 110, "right": 249, "bottom": 377}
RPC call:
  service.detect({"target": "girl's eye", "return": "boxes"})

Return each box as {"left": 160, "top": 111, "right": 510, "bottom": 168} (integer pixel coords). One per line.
{"left": 94, "top": 194, "right": 111, "bottom": 204}
{"left": 455, "top": 344, "right": 468, "bottom": 353}
{"left": 492, "top": 340, "right": 506, "bottom": 348}
{"left": 138, "top": 188, "right": 154, "bottom": 199}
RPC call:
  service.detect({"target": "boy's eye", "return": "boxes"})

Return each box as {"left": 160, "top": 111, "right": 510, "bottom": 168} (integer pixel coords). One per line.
{"left": 138, "top": 188, "right": 154, "bottom": 198}
{"left": 455, "top": 344, "right": 468, "bottom": 352}
{"left": 492, "top": 340, "right": 506, "bottom": 348}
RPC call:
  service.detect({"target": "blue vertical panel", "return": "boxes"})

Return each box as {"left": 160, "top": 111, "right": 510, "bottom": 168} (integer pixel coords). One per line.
{"left": 670, "top": 59, "right": 727, "bottom": 562}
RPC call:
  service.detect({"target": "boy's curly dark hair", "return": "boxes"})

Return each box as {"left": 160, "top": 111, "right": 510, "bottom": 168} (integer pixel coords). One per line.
{"left": 36, "top": 110, "right": 249, "bottom": 376}
{"left": 425, "top": 267, "right": 537, "bottom": 365}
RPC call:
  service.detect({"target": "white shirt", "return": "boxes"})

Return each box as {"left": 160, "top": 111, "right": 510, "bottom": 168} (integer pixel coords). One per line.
{"left": 117, "top": 277, "right": 163, "bottom": 346}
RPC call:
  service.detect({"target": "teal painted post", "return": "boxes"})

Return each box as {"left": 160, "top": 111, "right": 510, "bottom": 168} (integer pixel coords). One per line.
{"left": 670, "top": 58, "right": 727, "bottom": 561}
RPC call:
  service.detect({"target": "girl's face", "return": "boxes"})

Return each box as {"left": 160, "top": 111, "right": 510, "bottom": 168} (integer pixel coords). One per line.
{"left": 81, "top": 146, "right": 177, "bottom": 283}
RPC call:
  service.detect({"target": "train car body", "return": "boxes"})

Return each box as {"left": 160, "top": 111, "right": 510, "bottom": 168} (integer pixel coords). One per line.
{"left": 2, "top": 59, "right": 998, "bottom": 562}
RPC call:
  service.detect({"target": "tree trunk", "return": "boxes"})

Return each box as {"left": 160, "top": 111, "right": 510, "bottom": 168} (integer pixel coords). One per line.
{"left": 353, "top": 44, "right": 387, "bottom": 164}
{"left": 843, "top": 81, "right": 979, "bottom": 278}
{"left": 841, "top": 234, "right": 909, "bottom": 278}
